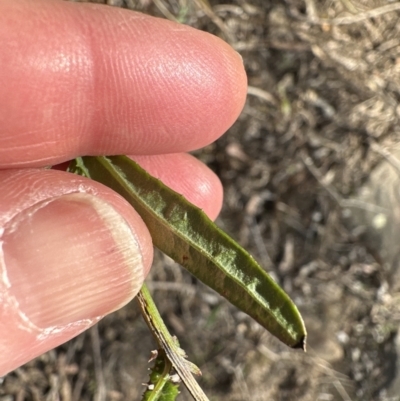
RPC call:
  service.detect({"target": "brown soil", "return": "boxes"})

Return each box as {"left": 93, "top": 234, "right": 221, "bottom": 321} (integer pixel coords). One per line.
{"left": 2, "top": 1, "right": 400, "bottom": 400}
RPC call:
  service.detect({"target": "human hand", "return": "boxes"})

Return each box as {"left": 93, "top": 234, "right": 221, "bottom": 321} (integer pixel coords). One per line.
{"left": 0, "top": 0, "right": 247, "bottom": 376}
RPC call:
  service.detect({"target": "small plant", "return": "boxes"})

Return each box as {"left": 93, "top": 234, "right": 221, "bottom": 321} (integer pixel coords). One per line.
{"left": 68, "top": 155, "right": 306, "bottom": 401}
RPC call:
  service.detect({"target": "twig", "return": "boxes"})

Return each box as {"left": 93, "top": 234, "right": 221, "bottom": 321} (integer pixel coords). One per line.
{"left": 146, "top": 281, "right": 196, "bottom": 296}
{"left": 247, "top": 86, "right": 277, "bottom": 106}
{"left": 339, "top": 0, "right": 360, "bottom": 14}
{"left": 72, "top": 356, "right": 89, "bottom": 401}
{"left": 333, "top": 379, "right": 353, "bottom": 401}
{"left": 90, "top": 326, "right": 107, "bottom": 401}
{"left": 310, "top": 3, "right": 400, "bottom": 26}
{"left": 247, "top": 215, "right": 275, "bottom": 272}
{"left": 152, "top": 0, "right": 179, "bottom": 22}
{"left": 368, "top": 139, "right": 400, "bottom": 177}
{"left": 194, "top": 0, "right": 236, "bottom": 43}
{"left": 301, "top": 153, "right": 389, "bottom": 214}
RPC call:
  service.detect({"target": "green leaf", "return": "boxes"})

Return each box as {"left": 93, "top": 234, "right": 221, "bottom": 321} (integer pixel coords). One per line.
{"left": 68, "top": 156, "right": 306, "bottom": 349}
{"left": 142, "top": 349, "right": 180, "bottom": 401}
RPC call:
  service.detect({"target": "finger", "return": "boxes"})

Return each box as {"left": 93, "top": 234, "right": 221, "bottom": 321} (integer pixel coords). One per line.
{"left": 0, "top": 0, "right": 247, "bottom": 168}
{"left": 132, "top": 153, "right": 224, "bottom": 220}
{"left": 0, "top": 169, "right": 153, "bottom": 376}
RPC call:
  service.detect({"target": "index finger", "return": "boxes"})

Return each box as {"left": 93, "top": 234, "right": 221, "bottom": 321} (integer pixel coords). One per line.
{"left": 0, "top": 0, "right": 247, "bottom": 168}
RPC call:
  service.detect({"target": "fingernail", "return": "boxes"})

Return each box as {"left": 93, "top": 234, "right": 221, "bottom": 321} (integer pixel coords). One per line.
{"left": 2, "top": 193, "right": 144, "bottom": 329}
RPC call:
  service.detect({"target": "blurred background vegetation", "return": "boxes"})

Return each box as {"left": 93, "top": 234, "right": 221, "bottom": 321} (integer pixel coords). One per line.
{"left": 2, "top": 0, "right": 400, "bottom": 400}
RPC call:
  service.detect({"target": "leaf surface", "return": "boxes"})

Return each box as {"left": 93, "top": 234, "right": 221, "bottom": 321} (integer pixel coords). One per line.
{"left": 69, "top": 156, "right": 306, "bottom": 349}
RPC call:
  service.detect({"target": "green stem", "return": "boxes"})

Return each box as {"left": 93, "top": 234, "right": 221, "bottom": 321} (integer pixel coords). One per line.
{"left": 137, "top": 284, "right": 209, "bottom": 401}
{"left": 141, "top": 348, "right": 178, "bottom": 401}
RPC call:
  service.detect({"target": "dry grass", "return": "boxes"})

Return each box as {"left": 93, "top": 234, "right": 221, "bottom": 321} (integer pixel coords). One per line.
{"left": 2, "top": 0, "right": 400, "bottom": 400}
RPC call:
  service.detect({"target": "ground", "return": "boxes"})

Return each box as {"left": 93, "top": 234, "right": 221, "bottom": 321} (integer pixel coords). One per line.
{"left": 2, "top": 0, "right": 400, "bottom": 400}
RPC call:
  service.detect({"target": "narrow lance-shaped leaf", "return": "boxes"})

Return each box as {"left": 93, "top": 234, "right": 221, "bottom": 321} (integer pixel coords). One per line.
{"left": 68, "top": 156, "right": 306, "bottom": 349}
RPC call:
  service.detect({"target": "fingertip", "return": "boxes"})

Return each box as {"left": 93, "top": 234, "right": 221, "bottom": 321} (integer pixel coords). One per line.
{"left": 0, "top": 0, "right": 247, "bottom": 166}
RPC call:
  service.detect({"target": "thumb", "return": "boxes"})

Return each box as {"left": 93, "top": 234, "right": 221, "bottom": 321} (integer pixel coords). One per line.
{"left": 0, "top": 169, "right": 153, "bottom": 376}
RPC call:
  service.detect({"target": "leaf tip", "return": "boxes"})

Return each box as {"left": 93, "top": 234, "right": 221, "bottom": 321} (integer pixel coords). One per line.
{"left": 291, "top": 335, "right": 307, "bottom": 352}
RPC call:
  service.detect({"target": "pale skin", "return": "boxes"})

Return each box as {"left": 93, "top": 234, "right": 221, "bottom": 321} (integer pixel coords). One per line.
{"left": 0, "top": 0, "right": 247, "bottom": 375}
